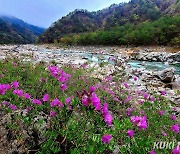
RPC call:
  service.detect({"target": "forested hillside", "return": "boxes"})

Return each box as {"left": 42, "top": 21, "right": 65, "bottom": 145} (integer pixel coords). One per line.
{"left": 0, "top": 16, "right": 45, "bottom": 44}
{"left": 38, "top": 0, "right": 180, "bottom": 45}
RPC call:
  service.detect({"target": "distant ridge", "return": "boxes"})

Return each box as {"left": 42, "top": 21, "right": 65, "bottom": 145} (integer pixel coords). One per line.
{"left": 0, "top": 15, "right": 45, "bottom": 44}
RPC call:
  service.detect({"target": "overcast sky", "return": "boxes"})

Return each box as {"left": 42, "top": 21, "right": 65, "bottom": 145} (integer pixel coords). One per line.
{"left": 0, "top": 0, "right": 130, "bottom": 28}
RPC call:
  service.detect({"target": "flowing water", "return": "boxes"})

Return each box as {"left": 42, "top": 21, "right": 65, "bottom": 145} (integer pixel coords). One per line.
{"left": 43, "top": 49, "right": 180, "bottom": 74}
{"left": 128, "top": 60, "right": 180, "bottom": 75}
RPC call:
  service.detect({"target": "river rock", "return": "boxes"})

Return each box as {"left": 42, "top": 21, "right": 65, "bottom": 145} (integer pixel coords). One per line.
{"left": 168, "top": 52, "right": 180, "bottom": 63}
{"left": 157, "top": 67, "right": 175, "bottom": 83}
{"left": 172, "top": 76, "right": 180, "bottom": 90}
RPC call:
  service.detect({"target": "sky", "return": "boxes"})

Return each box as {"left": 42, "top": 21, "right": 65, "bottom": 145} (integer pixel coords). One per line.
{"left": 0, "top": 0, "right": 129, "bottom": 28}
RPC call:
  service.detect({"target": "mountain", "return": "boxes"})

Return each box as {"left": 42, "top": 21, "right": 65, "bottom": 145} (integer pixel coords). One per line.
{"left": 38, "top": 0, "right": 180, "bottom": 44}
{"left": 0, "top": 15, "right": 45, "bottom": 44}
{"left": 0, "top": 16, "right": 45, "bottom": 36}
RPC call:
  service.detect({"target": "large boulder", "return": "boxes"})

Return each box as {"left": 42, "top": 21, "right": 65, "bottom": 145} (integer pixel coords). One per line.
{"left": 157, "top": 67, "right": 175, "bottom": 83}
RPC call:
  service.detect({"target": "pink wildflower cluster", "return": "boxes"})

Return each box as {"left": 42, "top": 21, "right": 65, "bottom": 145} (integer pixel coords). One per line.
{"left": 2, "top": 101, "right": 17, "bottom": 111}
{"left": 90, "top": 92, "right": 101, "bottom": 111}
{"left": 8, "top": 104, "right": 17, "bottom": 110}
{"left": 101, "top": 134, "right": 112, "bottom": 144}
{"left": 42, "top": 94, "right": 49, "bottom": 102}
{"left": 79, "top": 86, "right": 113, "bottom": 127}
{"left": 48, "top": 66, "right": 71, "bottom": 91}
{"left": 126, "top": 107, "right": 134, "bottom": 116}
{"left": 171, "top": 124, "right": 179, "bottom": 133}
{"left": 11, "top": 81, "right": 19, "bottom": 88}
{"left": 13, "top": 89, "right": 23, "bottom": 97}
{"left": 81, "top": 91, "right": 101, "bottom": 111}
{"left": 0, "top": 84, "right": 11, "bottom": 95}
{"left": 127, "top": 129, "right": 134, "bottom": 138}
{"left": 50, "top": 98, "right": 64, "bottom": 108}
{"left": 101, "top": 103, "right": 113, "bottom": 127}
{"left": 33, "top": 99, "right": 42, "bottom": 105}
{"left": 130, "top": 116, "right": 148, "bottom": 130}
{"left": 172, "top": 146, "right": 180, "bottom": 154}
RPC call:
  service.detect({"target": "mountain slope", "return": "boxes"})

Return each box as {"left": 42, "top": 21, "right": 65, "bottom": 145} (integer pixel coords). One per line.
{"left": 0, "top": 16, "right": 45, "bottom": 36}
{"left": 38, "top": 0, "right": 180, "bottom": 43}
{"left": 0, "top": 15, "right": 45, "bottom": 44}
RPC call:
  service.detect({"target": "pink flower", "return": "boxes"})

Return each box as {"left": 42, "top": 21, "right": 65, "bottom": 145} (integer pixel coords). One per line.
{"left": 113, "top": 97, "right": 119, "bottom": 101}
{"left": 161, "top": 131, "right": 167, "bottom": 137}
{"left": 130, "top": 116, "right": 148, "bottom": 130}
{"left": 161, "top": 91, "right": 166, "bottom": 95}
{"left": 89, "top": 86, "right": 96, "bottom": 93}
{"left": 13, "top": 62, "right": 17, "bottom": 66}
{"left": 39, "top": 78, "right": 43, "bottom": 82}
{"left": 104, "top": 113, "right": 113, "bottom": 127}
{"left": 133, "top": 76, "right": 138, "bottom": 81}
{"left": 60, "top": 83, "right": 67, "bottom": 91}
{"left": 24, "top": 93, "right": 31, "bottom": 99}
{"left": 159, "top": 110, "right": 164, "bottom": 116}
{"left": 172, "top": 146, "right": 180, "bottom": 154}
{"left": 50, "top": 111, "right": 56, "bottom": 117}
{"left": 3, "top": 101, "right": 10, "bottom": 106}
{"left": 126, "top": 108, "right": 134, "bottom": 116}
{"left": 171, "top": 115, "right": 177, "bottom": 121}
{"left": 0, "top": 84, "right": 11, "bottom": 95}
{"left": 13, "top": 89, "right": 23, "bottom": 97}
{"left": 171, "top": 124, "right": 179, "bottom": 133}
{"left": 143, "top": 93, "right": 149, "bottom": 100}
{"left": 58, "top": 102, "right": 64, "bottom": 108}
{"left": 90, "top": 92, "right": 101, "bottom": 111}
{"left": 50, "top": 98, "right": 60, "bottom": 107}
{"left": 127, "top": 130, "right": 134, "bottom": 138}
{"left": 11, "top": 81, "right": 19, "bottom": 88}
{"left": 140, "top": 110, "right": 145, "bottom": 115}
{"left": 33, "top": 99, "right": 42, "bottom": 105}
{"left": 124, "top": 96, "right": 131, "bottom": 103}
{"left": 139, "top": 100, "right": 144, "bottom": 104}
{"left": 173, "top": 107, "right": 177, "bottom": 111}
{"left": 93, "top": 102, "right": 101, "bottom": 110}
{"left": 101, "top": 134, "right": 112, "bottom": 144}
{"left": 42, "top": 94, "right": 49, "bottom": 102}
{"left": 9, "top": 104, "right": 17, "bottom": 110}
{"left": 149, "top": 150, "right": 156, "bottom": 154}
{"left": 101, "top": 103, "right": 108, "bottom": 116}
{"left": 81, "top": 63, "right": 87, "bottom": 68}
{"left": 82, "top": 95, "right": 89, "bottom": 107}
{"left": 25, "top": 106, "right": 32, "bottom": 113}
{"left": 65, "top": 97, "right": 71, "bottom": 105}
{"left": 124, "top": 83, "right": 129, "bottom": 88}
{"left": 0, "top": 74, "right": 4, "bottom": 78}
{"left": 150, "top": 97, "right": 155, "bottom": 102}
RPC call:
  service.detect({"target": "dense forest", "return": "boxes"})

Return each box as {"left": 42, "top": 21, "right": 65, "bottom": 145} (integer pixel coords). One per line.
{"left": 0, "top": 16, "right": 45, "bottom": 44}
{"left": 38, "top": 0, "right": 180, "bottom": 46}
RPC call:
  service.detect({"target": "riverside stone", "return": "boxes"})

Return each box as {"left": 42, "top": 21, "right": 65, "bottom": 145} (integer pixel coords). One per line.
{"left": 157, "top": 67, "right": 175, "bottom": 83}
